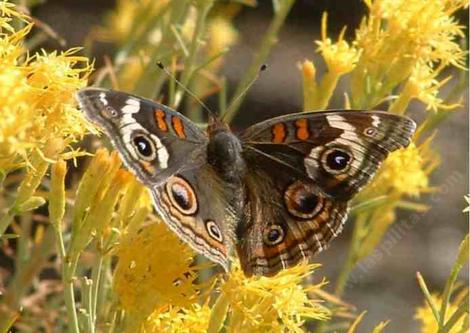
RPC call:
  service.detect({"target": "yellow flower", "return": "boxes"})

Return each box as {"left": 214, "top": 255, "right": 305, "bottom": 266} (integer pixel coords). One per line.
{"left": 113, "top": 222, "right": 204, "bottom": 324}
{"left": 218, "top": 261, "right": 330, "bottom": 332}
{"left": 300, "top": 13, "right": 360, "bottom": 110}
{"left": 142, "top": 304, "right": 211, "bottom": 333}
{"left": 415, "top": 292, "right": 467, "bottom": 333}
{"left": 0, "top": 2, "right": 93, "bottom": 171}
{"left": 389, "top": 62, "right": 461, "bottom": 114}
{"left": 315, "top": 14, "right": 361, "bottom": 75}
{"left": 351, "top": 0, "right": 467, "bottom": 108}
{"left": 368, "top": 140, "right": 437, "bottom": 197}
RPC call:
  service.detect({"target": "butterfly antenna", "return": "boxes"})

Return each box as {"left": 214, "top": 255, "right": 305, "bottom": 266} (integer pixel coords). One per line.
{"left": 221, "top": 64, "right": 267, "bottom": 122}
{"left": 156, "top": 61, "right": 215, "bottom": 118}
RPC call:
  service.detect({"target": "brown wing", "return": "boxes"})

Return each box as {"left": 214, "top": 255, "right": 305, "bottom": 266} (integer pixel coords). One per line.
{"left": 236, "top": 110, "right": 415, "bottom": 276}
{"left": 240, "top": 110, "right": 416, "bottom": 200}
{"left": 151, "top": 163, "right": 243, "bottom": 272}
{"left": 236, "top": 164, "right": 348, "bottom": 276}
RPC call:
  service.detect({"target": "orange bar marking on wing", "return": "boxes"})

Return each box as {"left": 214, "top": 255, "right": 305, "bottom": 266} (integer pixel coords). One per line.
{"left": 271, "top": 123, "right": 287, "bottom": 143}
{"left": 295, "top": 118, "right": 310, "bottom": 140}
{"left": 154, "top": 109, "right": 168, "bottom": 132}
{"left": 171, "top": 116, "right": 186, "bottom": 139}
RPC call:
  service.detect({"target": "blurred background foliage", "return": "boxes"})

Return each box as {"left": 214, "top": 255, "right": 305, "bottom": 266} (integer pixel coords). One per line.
{"left": 0, "top": 0, "right": 468, "bottom": 332}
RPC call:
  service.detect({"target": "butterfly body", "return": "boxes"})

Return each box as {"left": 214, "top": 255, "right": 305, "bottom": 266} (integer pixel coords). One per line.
{"left": 77, "top": 88, "right": 416, "bottom": 276}
{"left": 206, "top": 123, "right": 246, "bottom": 184}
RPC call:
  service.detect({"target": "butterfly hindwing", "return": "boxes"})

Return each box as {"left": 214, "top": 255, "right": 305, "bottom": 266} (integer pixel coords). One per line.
{"left": 150, "top": 164, "right": 243, "bottom": 271}
{"left": 237, "top": 160, "right": 349, "bottom": 276}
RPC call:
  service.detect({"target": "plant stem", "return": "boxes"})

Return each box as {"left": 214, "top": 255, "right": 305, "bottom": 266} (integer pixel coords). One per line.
{"left": 438, "top": 295, "right": 469, "bottom": 333}
{"left": 0, "top": 210, "right": 14, "bottom": 238}
{"left": 314, "top": 218, "right": 362, "bottom": 333}
{"left": 91, "top": 253, "right": 104, "bottom": 326}
{"left": 63, "top": 258, "right": 80, "bottom": 333}
{"left": 416, "top": 272, "right": 441, "bottom": 323}
{"left": 439, "top": 235, "right": 469, "bottom": 327}
{"left": 177, "top": 0, "right": 213, "bottom": 120}
{"left": 223, "top": 0, "right": 295, "bottom": 123}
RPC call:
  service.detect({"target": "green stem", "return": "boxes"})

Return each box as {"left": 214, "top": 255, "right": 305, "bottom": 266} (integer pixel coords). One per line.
{"left": 417, "top": 272, "right": 441, "bottom": 324}
{"left": 0, "top": 210, "right": 14, "bottom": 239}
{"left": 439, "top": 235, "right": 469, "bottom": 327}
{"left": 177, "top": 0, "right": 213, "bottom": 120}
{"left": 63, "top": 257, "right": 80, "bottom": 333}
{"left": 91, "top": 253, "right": 104, "bottom": 325}
{"left": 223, "top": 0, "right": 295, "bottom": 123}
{"left": 16, "top": 213, "right": 32, "bottom": 272}
{"left": 439, "top": 295, "right": 469, "bottom": 333}
{"left": 95, "top": 256, "right": 113, "bottom": 326}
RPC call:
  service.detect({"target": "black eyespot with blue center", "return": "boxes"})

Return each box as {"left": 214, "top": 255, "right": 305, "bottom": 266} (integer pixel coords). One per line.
{"left": 321, "top": 147, "right": 353, "bottom": 174}
{"left": 326, "top": 150, "right": 350, "bottom": 170}
{"left": 133, "top": 135, "right": 155, "bottom": 159}
{"left": 263, "top": 225, "right": 285, "bottom": 246}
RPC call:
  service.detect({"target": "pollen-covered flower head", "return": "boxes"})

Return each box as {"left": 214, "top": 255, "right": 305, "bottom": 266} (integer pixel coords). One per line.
{"left": 315, "top": 14, "right": 361, "bottom": 75}
{"left": 366, "top": 139, "right": 438, "bottom": 197}
{"left": 142, "top": 304, "right": 212, "bottom": 333}
{"left": 113, "top": 221, "right": 206, "bottom": 321}
{"left": 219, "top": 261, "right": 330, "bottom": 332}
{"left": 0, "top": 2, "right": 93, "bottom": 170}
{"left": 350, "top": 0, "right": 467, "bottom": 108}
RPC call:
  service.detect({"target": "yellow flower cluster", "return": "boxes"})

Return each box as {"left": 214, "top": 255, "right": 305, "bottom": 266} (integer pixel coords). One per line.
{"left": 351, "top": 0, "right": 467, "bottom": 109}
{"left": 369, "top": 140, "right": 437, "bottom": 197}
{"left": 144, "top": 304, "right": 212, "bottom": 333}
{"left": 114, "top": 222, "right": 205, "bottom": 328}
{"left": 301, "top": 0, "right": 468, "bottom": 112}
{"left": 113, "top": 223, "right": 330, "bottom": 332}
{"left": 219, "top": 262, "right": 329, "bottom": 332}
{"left": 316, "top": 14, "right": 361, "bottom": 75}
{"left": 0, "top": 2, "right": 93, "bottom": 171}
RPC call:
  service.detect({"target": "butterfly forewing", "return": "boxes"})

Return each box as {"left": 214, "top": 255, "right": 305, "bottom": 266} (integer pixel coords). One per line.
{"left": 241, "top": 110, "right": 416, "bottom": 200}
{"left": 76, "top": 88, "right": 207, "bottom": 186}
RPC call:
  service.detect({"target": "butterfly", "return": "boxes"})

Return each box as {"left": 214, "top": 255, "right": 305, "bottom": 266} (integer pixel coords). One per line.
{"left": 76, "top": 87, "right": 416, "bottom": 276}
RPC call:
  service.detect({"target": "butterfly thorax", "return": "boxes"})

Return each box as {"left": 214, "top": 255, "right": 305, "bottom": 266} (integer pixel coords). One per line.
{"left": 207, "top": 121, "right": 246, "bottom": 184}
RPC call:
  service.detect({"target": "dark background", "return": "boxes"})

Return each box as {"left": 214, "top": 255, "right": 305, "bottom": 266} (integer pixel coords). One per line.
{"left": 32, "top": 1, "right": 469, "bottom": 332}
